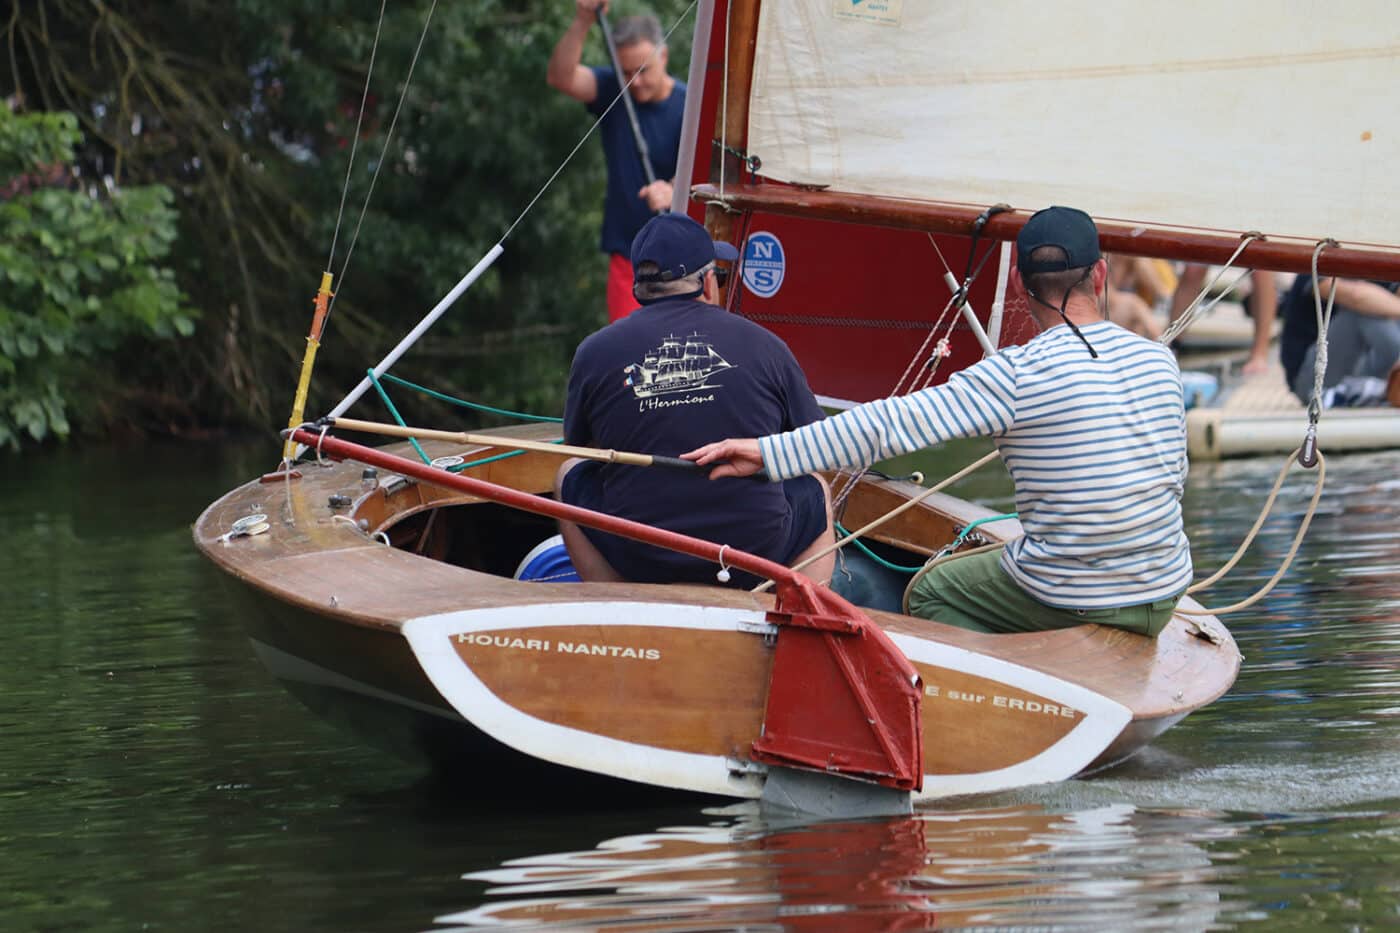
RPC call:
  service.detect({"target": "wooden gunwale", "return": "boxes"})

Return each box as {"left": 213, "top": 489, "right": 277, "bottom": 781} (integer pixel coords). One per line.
{"left": 693, "top": 182, "right": 1400, "bottom": 280}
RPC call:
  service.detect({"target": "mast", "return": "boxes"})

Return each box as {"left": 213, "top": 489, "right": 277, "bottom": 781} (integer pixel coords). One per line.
{"left": 699, "top": 0, "right": 762, "bottom": 255}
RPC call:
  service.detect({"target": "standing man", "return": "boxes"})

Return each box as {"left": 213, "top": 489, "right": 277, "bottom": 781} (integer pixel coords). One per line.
{"left": 548, "top": 0, "right": 686, "bottom": 322}
{"left": 556, "top": 213, "right": 835, "bottom": 587}
{"left": 687, "top": 206, "right": 1193, "bottom": 637}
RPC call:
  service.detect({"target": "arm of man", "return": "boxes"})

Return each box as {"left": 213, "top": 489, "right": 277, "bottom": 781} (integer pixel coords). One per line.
{"left": 547, "top": 0, "right": 605, "bottom": 104}
{"left": 687, "top": 355, "right": 1017, "bottom": 481}
{"left": 1317, "top": 277, "right": 1400, "bottom": 320}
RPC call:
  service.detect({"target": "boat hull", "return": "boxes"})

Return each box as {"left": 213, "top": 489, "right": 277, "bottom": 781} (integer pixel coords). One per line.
{"left": 195, "top": 430, "right": 1240, "bottom": 803}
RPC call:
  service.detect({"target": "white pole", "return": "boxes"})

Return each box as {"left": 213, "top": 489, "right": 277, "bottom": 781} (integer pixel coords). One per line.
{"left": 943, "top": 271, "right": 995, "bottom": 357}
{"left": 988, "top": 241, "right": 1012, "bottom": 352}
{"left": 671, "top": 0, "right": 715, "bottom": 215}
{"left": 326, "top": 242, "right": 505, "bottom": 420}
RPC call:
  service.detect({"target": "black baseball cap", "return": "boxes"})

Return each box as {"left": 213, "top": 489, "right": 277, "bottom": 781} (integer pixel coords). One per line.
{"left": 631, "top": 213, "right": 740, "bottom": 283}
{"left": 1016, "top": 206, "right": 1102, "bottom": 275}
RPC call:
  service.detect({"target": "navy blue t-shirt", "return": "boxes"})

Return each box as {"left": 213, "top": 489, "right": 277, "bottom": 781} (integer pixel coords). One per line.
{"left": 563, "top": 297, "right": 824, "bottom": 574}
{"left": 586, "top": 67, "right": 686, "bottom": 257}
{"left": 1280, "top": 276, "right": 1400, "bottom": 387}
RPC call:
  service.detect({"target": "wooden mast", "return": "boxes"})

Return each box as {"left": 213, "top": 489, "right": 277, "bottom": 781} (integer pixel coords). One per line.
{"left": 701, "top": 0, "right": 762, "bottom": 257}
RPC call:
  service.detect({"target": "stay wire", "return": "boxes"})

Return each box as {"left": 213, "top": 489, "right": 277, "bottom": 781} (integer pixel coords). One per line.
{"left": 328, "top": 0, "right": 441, "bottom": 322}
{"left": 325, "top": 0, "right": 387, "bottom": 274}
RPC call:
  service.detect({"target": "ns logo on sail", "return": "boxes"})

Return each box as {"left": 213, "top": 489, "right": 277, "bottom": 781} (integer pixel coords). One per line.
{"left": 742, "top": 231, "right": 785, "bottom": 299}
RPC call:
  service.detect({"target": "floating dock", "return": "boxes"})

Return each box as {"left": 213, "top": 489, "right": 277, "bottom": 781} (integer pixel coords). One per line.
{"left": 1186, "top": 364, "right": 1400, "bottom": 460}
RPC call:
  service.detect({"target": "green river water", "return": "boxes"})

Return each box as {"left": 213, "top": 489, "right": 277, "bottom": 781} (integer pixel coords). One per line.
{"left": 3, "top": 437, "right": 1399, "bottom": 930}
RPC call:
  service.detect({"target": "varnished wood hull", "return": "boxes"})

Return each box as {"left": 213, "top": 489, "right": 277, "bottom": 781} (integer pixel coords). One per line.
{"left": 194, "top": 426, "right": 1240, "bottom": 802}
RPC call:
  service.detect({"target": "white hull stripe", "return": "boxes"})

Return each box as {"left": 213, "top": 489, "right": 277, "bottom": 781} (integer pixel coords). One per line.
{"left": 405, "top": 603, "right": 1129, "bottom": 800}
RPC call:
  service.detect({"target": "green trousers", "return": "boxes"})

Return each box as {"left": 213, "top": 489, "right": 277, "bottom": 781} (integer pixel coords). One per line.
{"left": 906, "top": 547, "right": 1178, "bottom": 636}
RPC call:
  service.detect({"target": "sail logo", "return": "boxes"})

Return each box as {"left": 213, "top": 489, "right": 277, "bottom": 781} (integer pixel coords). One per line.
{"left": 742, "top": 232, "right": 785, "bottom": 299}
{"left": 834, "top": 0, "right": 902, "bottom": 26}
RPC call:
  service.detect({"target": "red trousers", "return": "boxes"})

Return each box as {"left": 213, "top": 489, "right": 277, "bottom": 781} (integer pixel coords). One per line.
{"left": 607, "top": 253, "right": 642, "bottom": 322}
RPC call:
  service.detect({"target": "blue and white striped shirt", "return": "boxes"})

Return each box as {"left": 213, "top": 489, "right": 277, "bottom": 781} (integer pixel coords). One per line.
{"left": 760, "top": 320, "right": 1192, "bottom": 609}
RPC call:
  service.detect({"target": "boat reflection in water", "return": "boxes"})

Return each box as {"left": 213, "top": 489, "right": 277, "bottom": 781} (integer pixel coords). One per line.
{"left": 433, "top": 804, "right": 1238, "bottom": 931}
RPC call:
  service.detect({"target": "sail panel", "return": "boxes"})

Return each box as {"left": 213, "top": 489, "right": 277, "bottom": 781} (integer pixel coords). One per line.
{"left": 748, "top": 1, "right": 1400, "bottom": 247}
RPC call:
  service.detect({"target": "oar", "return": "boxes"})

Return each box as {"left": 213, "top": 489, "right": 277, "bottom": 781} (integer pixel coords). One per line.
{"left": 596, "top": 8, "right": 667, "bottom": 212}
{"left": 318, "top": 416, "right": 700, "bottom": 471}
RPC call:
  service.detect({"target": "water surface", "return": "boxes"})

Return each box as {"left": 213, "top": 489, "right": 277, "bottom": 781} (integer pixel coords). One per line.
{"left": 3, "top": 440, "right": 1399, "bottom": 930}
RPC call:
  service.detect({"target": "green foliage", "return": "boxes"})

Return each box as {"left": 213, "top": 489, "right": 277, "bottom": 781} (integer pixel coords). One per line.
{"left": 0, "top": 108, "right": 194, "bottom": 448}
{"left": 4, "top": 0, "right": 697, "bottom": 439}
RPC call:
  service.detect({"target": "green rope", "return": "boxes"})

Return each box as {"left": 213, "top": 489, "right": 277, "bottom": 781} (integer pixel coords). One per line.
{"left": 835, "top": 522, "right": 924, "bottom": 574}
{"left": 366, "top": 368, "right": 570, "bottom": 474}
{"left": 367, "top": 369, "right": 432, "bottom": 465}
{"left": 952, "top": 513, "right": 1018, "bottom": 546}
{"left": 835, "top": 512, "right": 1018, "bottom": 575}
{"left": 377, "top": 372, "right": 562, "bottom": 424}
{"left": 448, "top": 449, "right": 526, "bottom": 472}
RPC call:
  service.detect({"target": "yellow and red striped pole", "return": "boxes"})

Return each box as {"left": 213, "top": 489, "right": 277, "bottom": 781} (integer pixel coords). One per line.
{"left": 279, "top": 271, "right": 335, "bottom": 463}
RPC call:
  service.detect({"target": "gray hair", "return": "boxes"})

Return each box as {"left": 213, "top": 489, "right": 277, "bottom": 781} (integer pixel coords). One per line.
{"left": 633, "top": 262, "right": 708, "bottom": 302}
{"left": 613, "top": 14, "right": 664, "bottom": 49}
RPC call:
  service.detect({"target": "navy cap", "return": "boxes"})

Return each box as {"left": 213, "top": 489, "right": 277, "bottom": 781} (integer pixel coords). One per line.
{"left": 631, "top": 213, "right": 740, "bottom": 283}
{"left": 1016, "top": 206, "right": 1101, "bottom": 274}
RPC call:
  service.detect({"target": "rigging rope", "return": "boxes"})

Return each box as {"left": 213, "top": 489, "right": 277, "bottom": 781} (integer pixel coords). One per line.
{"left": 1156, "top": 233, "right": 1261, "bottom": 347}
{"left": 376, "top": 372, "right": 562, "bottom": 423}
{"left": 1176, "top": 448, "right": 1326, "bottom": 616}
{"left": 320, "top": 2, "right": 697, "bottom": 424}
{"left": 325, "top": 0, "right": 387, "bottom": 275}
{"left": 328, "top": 0, "right": 441, "bottom": 321}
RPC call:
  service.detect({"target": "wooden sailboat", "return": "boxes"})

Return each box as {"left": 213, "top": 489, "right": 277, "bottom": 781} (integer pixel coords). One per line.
{"left": 195, "top": 0, "right": 1400, "bottom": 807}
{"left": 194, "top": 425, "right": 1235, "bottom": 805}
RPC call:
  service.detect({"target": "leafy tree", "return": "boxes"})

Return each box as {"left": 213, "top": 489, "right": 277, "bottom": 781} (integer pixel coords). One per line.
{"left": 0, "top": 107, "right": 194, "bottom": 449}
{"left": 3, "top": 0, "right": 695, "bottom": 442}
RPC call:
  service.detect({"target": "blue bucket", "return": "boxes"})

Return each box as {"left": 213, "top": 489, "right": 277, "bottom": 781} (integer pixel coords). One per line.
{"left": 513, "top": 534, "right": 581, "bottom": 583}
{"left": 1181, "top": 371, "right": 1219, "bottom": 410}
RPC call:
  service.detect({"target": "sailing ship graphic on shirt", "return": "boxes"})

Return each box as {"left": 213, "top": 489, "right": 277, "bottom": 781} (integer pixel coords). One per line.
{"left": 624, "top": 333, "right": 734, "bottom": 398}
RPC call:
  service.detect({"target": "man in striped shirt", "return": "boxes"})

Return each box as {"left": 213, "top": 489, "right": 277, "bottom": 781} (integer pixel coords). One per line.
{"left": 685, "top": 206, "right": 1191, "bottom": 636}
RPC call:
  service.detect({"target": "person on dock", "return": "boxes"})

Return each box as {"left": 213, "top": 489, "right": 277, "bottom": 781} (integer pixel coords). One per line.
{"left": 1105, "top": 254, "right": 1169, "bottom": 340}
{"left": 556, "top": 213, "right": 836, "bottom": 587}
{"left": 1169, "top": 266, "right": 1279, "bottom": 375}
{"left": 685, "top": 206, "right": 1192, "bottom": 636}
{"left": 1279, "top": 275, "right": 1400, "bottom": 406}
{"left": 548, "top": 0, "right": 686, "bottom": 322}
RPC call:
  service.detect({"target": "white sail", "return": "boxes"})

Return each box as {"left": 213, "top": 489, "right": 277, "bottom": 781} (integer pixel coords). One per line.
{"left": 747, "top": 0, "right": 1400, "bottom": 247}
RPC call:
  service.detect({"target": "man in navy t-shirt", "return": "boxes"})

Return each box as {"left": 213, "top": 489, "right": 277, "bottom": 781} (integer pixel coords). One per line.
{"left": 548, "top": 1, "right": 687, "bottom": 322}
{"left": 555, "top": 213, "right": 835, "bottom": 588}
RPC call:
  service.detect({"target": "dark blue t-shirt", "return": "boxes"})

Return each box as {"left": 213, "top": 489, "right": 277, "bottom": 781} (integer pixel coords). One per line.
{"left": 586, "top": 67, "right": 686, "bottom": 257}
{"left": 563, "top": 297, "right": 825, "bottom": 573}
{"left": 1280, "top": 276, "right": 1400, "bottom": 387}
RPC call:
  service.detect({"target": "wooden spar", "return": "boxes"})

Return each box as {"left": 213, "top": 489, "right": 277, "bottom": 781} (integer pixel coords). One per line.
{"left": 692, "top": 183, "right": 1400, "bottom": 281}
{"left": 325, "top": 416, "right": 699, "bottom": 471}
{"left": 286, "top": 426, "right": 925, "bottom": 791}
